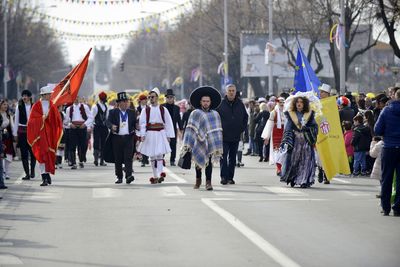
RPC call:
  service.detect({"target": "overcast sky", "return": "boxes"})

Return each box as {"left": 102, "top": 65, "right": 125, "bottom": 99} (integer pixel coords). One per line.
{"left": 34, "top": 0, "right": 189, "bottom": 65}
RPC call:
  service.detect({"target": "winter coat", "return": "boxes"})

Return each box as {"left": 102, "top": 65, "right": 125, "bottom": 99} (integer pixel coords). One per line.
{"left": 351, "top": 124, "right": 372, "bottom": 152}
{"left": 254, "top": 110, "right": 270, "bottom": 139}
{"left": 369, "top": 140, "right": 383, "bottom": 180}
{"left": 374, "top": 100, "right": 400, "bottom": 148}
{"left": 216, "top": 97, "right": 249, "bottom": 142}
{"left": 339, "top": 107, "right": 355, "bottom": 124}
{"left": 344, "top": 130, "right": 354, "bottom": 156}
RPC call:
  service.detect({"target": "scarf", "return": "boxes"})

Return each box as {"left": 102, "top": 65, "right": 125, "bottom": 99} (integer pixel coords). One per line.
{"left": 181, "top": 109, "right": 223, "bottom": 169}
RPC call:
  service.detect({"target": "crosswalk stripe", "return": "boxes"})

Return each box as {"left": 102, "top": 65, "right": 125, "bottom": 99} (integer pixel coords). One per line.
{"left": 29, "top": 188, "right": 64, "bottom": 199}
{"left": 213, "top": 186, "right": 235, "bottom": 196}
{"left": 161, "top": 186, "right": 186, "bottom": 197}
{"left": 92, "top": 188, "right": 123, "bottom": 198}
{"left": 263, "top": 186, "right": 308, "bottom": 196}
{"left": 332, "top": 178, "right": 351, "bottom": 184}
{"left": 0, "top": 254, "right": 23, "bottom": 265}
{"left": 164, "top": 168, "right": 187, "bottom": 183}
{"left": 343, "top": 191, "right": 371, "bottom": 197}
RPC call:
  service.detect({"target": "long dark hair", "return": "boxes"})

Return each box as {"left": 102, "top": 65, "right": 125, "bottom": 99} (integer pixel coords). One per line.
{"left": 0, "top": 100, "right": 10, "bottom": 116}
{"left": 290, "top": 96, "right": 310, "bottom": 113}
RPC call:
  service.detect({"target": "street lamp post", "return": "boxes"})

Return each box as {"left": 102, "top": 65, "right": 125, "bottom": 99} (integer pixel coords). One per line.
{"left": 340, "top": 0, "right": 346, "bottom": 94}
{"left": 3, "top": 0, "right": 7, "bottom": 99}
{"left": 223, "top": 0, "right": 228, "bottom": 90}
{"left": 268, "top": 0, "right": 273, "bottom": 96}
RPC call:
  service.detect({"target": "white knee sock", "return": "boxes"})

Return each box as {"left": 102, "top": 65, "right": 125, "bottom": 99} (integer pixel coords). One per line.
{"left": 39, "top": 163, "right": 47, "bottom": 175}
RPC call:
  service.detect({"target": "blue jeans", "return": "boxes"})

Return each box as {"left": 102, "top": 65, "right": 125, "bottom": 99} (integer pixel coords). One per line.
{"left": 220, "top": 141, "right": 239, "bottom": 180}
{"left": 353, "top": 151, "right": 366, "bottom": 174}
{"left": 381, "top": 147, "right": 400, "bottom": 213}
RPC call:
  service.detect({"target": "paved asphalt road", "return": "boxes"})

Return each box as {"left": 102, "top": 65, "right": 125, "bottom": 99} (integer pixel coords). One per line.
{"left": 0, "top": 155, "right": 399, "bottom": 267}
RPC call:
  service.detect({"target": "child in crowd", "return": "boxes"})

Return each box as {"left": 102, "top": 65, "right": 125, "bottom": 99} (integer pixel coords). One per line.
{"left": 343, "top": 121, "right": 354, "bottom": 174}
{"left": 351, "top": 115, "right": 372, "bottom": 176}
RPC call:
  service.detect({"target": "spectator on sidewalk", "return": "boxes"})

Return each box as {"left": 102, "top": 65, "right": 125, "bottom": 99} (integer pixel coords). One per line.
{"left": 343, "top": 121, "right": 354, "bottom": 174}
{"left": 374, "top": 89, "right": 400, "bottom": 216}
{"left": 351, "top": 115, "right": 372, "bottom": 176}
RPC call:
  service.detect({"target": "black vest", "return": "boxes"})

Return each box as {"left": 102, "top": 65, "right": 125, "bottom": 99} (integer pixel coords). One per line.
{"left": 95, "top": 103, "right": 107, "bottom": 127}
{"left": 18, "top": 102, "right": 29, "bottom": 125}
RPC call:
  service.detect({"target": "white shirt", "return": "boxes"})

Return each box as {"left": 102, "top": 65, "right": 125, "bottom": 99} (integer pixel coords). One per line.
{"left": 1, "top": 112, "right": 10, "bottom": 130}
{"left": 64, "top": 103, "right": 93, "bottom": 129}
{"left": 139, "top": 105, "right": 175, "bottom": 138}
{"left": 12, "top": 102, "right": 31, "bottom": 136}
{"left": 41, "top": 100, "right": 50, "bottom": 116}
{"left": 118, "top": 110, "right": 129, "bottom": 135}
{"left": 91, "top": 102, "right": 109, "bottom": 124}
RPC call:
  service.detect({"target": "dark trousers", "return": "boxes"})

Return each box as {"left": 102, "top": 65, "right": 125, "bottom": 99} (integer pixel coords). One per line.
{"left": 196, "top": 157, "right": 212, "bottom": 181}
{"left": 169, "top": 137, "right": 177, "bottom": 163}
{"left": 18, "top": 132, "right": 36, "bottom": 175}
{"left": 93, "top": 125, "right": 109, "bottom": 160}
{"left": 220, "top": 141, "right": 239, "bottom": 180}
{"left": 381, "top": 147, "right": 400, "bottom": 213}
{"left": 112, "top": 135, "right": 134, "bottom": 179}
{"left": 69, "top": 128, "right": 88, "bottom": 165}
{"left": 64, "top": 129, "right": 72, "bottom": 164}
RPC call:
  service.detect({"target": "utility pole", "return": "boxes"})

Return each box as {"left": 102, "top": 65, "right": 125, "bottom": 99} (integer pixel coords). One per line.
{"left": 3, "top": 0, "right": 7, "bottom": 99}
{"left": 268, "top": 0, "right": 273, "bottom": 96}
{"left": 223, "top": 0, "right": 228, "bottom": 90}
{"left": 199, "top": 0, "right": 203, "bottom": 86}
{"left": 340, "top": 0, "right": 346, "bottom": 94}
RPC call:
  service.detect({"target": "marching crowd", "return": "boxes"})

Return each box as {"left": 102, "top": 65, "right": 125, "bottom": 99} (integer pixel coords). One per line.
{"left": 0, "top": 83, "right": 399, "bottom": 216}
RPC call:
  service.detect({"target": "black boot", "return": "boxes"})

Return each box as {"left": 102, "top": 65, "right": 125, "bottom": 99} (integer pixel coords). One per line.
{"left": 94, "top": 150, "right": 99, "bottom": 166}
{"left": 46, "top": 174, "right": 52, "bottom": 185}
{"left": 40, "top": 174, "right": 48, "bottom": 186}
{"left": 30, "top": 160, "right": 36, "bottom": 178}
{"left": 22, "top": 159, "right": 30, "bottom": 180}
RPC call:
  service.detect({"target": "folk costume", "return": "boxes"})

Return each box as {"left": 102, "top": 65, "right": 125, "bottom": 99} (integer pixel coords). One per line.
{"left": 27, "top": 84, "right": 63, "bottom": 186}
{"left": 139, "top": 88, "right": 175, "bottom": 184}
{"left": 13, "top": 90, "right": 36, "bottom": 180}
{"left": 281, "top": 107, "right": 318, "bottom": 188}
{"left": 56, "top": 109, "right": 66, "bottom": 169}
{"left": 135, "top": 94, "right": 149, "bottom": 167}
{"left": 162, "top": 89, "right": 183, "bottom": 166}
{"left": 1, "top": 107, "right": 15, "bottom": 180}
{"left": 64, "top": 100, "right": 93, "bottom": 169}
{"left": 261, "top": 98, "right": 285, "bottom": 175}
{"left": 181, "top": 86, "right": 223, "bottom": 190}
{"left": 91, "top": 92, "right": 109, "bottom": 166}
{"left": 106, "top": 92, "right": 136, "bottom": 184}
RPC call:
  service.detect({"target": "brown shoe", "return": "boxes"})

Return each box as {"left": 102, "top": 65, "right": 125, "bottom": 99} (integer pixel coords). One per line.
{"left": 194, "top": 178, "right": 201, "bottom": 189}
{"left": 205, "top": 181, "right": 213, "bottom": 191}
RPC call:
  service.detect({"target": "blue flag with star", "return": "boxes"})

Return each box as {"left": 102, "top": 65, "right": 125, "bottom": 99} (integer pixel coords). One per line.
{"left": 293, "top": 43, "right": 321, "bottom": 95}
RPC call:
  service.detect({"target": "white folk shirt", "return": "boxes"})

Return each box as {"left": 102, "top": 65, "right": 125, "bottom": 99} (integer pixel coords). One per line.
{"left": 139, "top": 105, "right": 175, "bottom": 138}
{"left": 91, "top": 102, "right": 109, "bottom": 123}
{"left": 118, "top": 110, "right": 129, "bottom": 135}
{"left": 12, "top": 102, "right": 31, "bottom": 136}
{"left": 64, "top": 103, "right": 93, "bottom": 129}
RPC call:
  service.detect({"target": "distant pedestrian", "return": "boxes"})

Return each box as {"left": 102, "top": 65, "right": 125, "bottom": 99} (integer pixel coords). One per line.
{"left": 343, "top": 121, "right": 354, "bottom": 173}
{"left": 0, "top": 100, "right": 15, "bottom": 180}
{"left": 374, "top": 89, "right": 400, "bottom": 216}
{"left": 91, "top": 92, "right": 109, "bottom": 167}
{"left": 216, "top": 84, "right": 248, "bottom": 185}
{"left": 351, "top": 115, "right": 372, "bottom": 176}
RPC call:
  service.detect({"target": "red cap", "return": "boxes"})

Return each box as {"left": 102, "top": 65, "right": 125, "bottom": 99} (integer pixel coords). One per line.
{"left": 98, "top": 92, "right": 107, "bottom": 100}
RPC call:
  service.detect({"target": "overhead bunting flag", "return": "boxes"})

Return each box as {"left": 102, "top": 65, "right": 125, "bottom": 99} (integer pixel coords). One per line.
{"left": 315, "top": 96, "right": 351, "bottom": 180}
{"left": 51, "top": 48, "right": 92, "bottom": 107}
{"left": 293, "top": 42, "right": 321, "bottom": 95}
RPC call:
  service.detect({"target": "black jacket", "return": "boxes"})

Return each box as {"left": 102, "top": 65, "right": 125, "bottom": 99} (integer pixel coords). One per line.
{"left": 216, "top": 96, "right": 248, "bottom": 142}
{"left": 339, "top": 107, "right": 355, "bottom": 124}
{"left": 351, "top": 124, "right": 372, "bottom": 152}
{"left": 163, "top": 103, "right": 182, "bottom": 134}
{"left": 107, "top": 108, "right": 136, "bottom": 135}
{"left": 254, "top": 110, "right": 270, "bottom": 138}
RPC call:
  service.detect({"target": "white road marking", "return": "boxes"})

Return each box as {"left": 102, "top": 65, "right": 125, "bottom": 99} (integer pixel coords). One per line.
{"left": 92, "top": 188, "right": 123, "bottom": 198}
{"left": 332, "top": 178, "right": 351, "bottom": 184}
{"left": 29, "top": 188, "right": 64, "bottom": 199}
{"left": 202, "top": 198, "right": 301, "bottom": 267}
{"left": 343, "top": 191, "right": 371, "bottom": 197}
{"left": 162, "top": 186, "right": 186, "bottom": 197}
{"left": 0, "top": 254, "right": 23, "bottom": 264}
{"left": 0, "top": 242, "right": 14, "bottom": 246}
{"left": 263, "top": 186, "right": 307, "bottom": 196}
{"left": 213, "top": 186, "right": 235, "bottom": 196}
{"left": 164, "top": 168, "right": 187, "bottom": 183}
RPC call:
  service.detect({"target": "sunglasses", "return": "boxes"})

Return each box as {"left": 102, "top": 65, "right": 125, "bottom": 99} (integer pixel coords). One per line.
{"left": 148, "top": 96, "right": 157, "bottom": 99}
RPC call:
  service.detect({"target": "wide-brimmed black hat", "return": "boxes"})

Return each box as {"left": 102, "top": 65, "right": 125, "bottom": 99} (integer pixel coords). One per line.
{"left": 165, "top": 89, "right": 175, "bottom": 97}
{"left": 190, "top": 86, "right": 222, "bottom": 110}
{"left": 21, "top": 89, "right": 32, "bottom": 97}
{"left": 117, "top": 92, "right": 129, "bottom": 102}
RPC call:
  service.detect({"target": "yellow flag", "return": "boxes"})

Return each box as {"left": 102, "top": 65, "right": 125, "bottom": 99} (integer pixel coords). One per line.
{"left": 316, "top": 96, "right": 351, "bottom": 180}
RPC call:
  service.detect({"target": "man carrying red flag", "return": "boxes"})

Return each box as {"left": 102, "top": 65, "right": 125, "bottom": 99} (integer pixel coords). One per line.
{"left": 27, "top": 84, "right": 63, "bottom": 186}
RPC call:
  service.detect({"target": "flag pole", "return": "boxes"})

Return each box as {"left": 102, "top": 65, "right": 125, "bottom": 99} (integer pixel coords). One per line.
{"left": 52, "top": 79, "right": 71, "bottom": 106}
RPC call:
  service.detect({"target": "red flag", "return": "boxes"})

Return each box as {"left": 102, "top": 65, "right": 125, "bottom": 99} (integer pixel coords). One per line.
{"left": 51, "top": 48, "right": 92, "bottom": 107}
